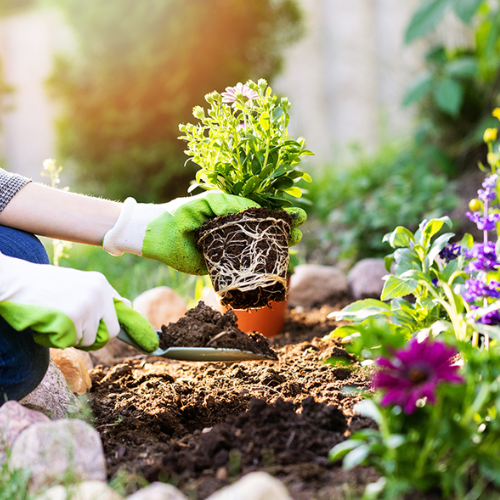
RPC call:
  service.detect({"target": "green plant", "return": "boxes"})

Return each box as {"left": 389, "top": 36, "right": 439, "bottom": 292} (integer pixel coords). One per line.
{"left": 304, "top": 141, "right": 458, "bottom": 264}
{"left": 403, "top": 0, "right": 500, "bottom": 174}
{"left": 46, "top": 0, "right": 304, "bottom": 202}
{"left": 179, "top": 79, "right": 313, "bottom": 210}
{"left": 325, "top": 119, "right": 500, "bottom": 499}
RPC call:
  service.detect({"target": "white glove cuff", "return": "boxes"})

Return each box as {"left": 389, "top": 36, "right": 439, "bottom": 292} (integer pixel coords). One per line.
{"left": 103, "top": 197, "right": 164, "bottom": 257}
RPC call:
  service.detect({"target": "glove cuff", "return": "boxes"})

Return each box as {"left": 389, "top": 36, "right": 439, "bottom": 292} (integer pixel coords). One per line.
{"left": 103, "top": 198, "right": 164, "bottom": 257}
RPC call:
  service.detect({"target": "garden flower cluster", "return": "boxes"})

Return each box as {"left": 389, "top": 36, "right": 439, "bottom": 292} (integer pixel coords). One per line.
{"left": 328, "top": 109, "right": 500, "bottom": 499}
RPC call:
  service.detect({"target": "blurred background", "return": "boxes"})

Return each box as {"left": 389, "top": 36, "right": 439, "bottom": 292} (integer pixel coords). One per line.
{"left": 0, "top": 0, "right": 499, "bottom": 297}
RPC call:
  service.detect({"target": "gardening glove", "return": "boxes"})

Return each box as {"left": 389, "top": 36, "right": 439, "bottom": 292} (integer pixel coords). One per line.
{"left": 103, "top": 191, "right": 307, "bottom": 275}
{"left": 0, "top": 252, "right": 159, "bottom": 352}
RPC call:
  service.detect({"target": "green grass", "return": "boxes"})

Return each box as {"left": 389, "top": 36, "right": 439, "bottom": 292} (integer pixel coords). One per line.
{"left": 42, "top": 240, "right": 210, "bottom": 304}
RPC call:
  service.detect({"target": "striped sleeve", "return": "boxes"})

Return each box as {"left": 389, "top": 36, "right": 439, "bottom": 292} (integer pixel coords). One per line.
{"left": 0, "top": 169, "right": 31, "bottom": 213}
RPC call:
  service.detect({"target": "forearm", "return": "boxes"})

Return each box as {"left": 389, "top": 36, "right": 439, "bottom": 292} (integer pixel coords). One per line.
{"left": 0, "top": 183, "right": 122, "bottom": 246}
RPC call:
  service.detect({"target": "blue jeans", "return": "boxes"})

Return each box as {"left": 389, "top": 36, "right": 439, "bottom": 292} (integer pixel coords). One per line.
{"left": 0, "top": 225, "right": 51, "bottom": 404}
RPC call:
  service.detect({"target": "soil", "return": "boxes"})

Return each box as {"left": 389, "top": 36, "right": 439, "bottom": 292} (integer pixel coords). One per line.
{"left": 195, "top": 207, "right": 292, "bottom": 310}
{"left": 89, "top": 298, "right": 381, "bottom": 499}
{"left": 158, "top": 302, "right": 278, "bottom": 360}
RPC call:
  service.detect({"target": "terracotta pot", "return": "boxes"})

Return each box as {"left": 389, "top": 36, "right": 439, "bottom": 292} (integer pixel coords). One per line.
{"left": 222, "top": 278, "right": 290, "bottom": 338}
{"left": 226, "top": 298, "right": 287, "bottom": 338}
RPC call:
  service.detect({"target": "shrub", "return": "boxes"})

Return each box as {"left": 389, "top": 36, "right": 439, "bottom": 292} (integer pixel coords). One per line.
{"left": 304, "top": 141, "right": 459, "bottom": 265}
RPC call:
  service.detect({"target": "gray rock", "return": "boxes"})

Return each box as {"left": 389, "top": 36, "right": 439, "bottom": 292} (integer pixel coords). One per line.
{"left": 206, "top": 472, "right": 291, "bottom": 500}
{"left": 19, "top": 359, "right": 81, "bottom": 420}
{"left": 347, "top": 258, "right": 388, "bottom": 300}
{"left": 36, "top": 481, "right": 122, "bottom": 500}
{"left": 288, "top": 264, "right": 348, "bottom": 307}
{"left": 126, "top": 482, "right": 188, "bottom": 500}
{"left": 10, "top": 419, "right": 106, "bottom": 494}
{"left": 0, "top": 401, "right": 50, "bottom": 464}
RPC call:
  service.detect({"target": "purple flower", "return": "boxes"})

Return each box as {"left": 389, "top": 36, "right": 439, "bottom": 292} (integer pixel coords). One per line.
{"left": 439, "top": 243, "right": 462, "bottom": 262}
{"left": 462, "top": 278, "right": 500, "bottom": 303}
{"left": 466, "top": 211, "right": 500, "bottom": 231}
{"left": 465, "top": 242, "right": 500, "bottom": 273}
{"left": 221, "top": 83, "right": 259, "bottom": 108}
{"left": 471, "top": 306, "right": 500, "bottom": 325}
{"left": 373, "top": 338, "right": 462, "bottom": 414}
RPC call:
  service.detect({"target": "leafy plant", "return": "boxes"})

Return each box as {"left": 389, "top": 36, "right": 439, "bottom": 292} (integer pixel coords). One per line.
{"left": 403, "top": 0, "right": 500, "bottom": 174}
{"left": 329, "top": 340, "right": 500, "bottom": 499}
{"left": 304, "top": 141, "right": 458, "bottom": 264}
{"left": 326, "top": 118, "right": 500, "bottom": 499}
{"left": 178, "top": 79, "right": 313, "bottom": 210}
{"left": 47, "top": 0, "right": 304, "bottom": 202}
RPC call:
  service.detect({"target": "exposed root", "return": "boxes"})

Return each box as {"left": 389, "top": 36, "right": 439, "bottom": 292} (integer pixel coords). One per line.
{"left": 197, "top": 209, "right": 291, "bottom": 309}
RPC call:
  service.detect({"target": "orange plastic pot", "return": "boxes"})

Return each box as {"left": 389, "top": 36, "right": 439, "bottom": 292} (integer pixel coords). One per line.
{"left": 223, "top": 295, "right": 288, "bottom": 338}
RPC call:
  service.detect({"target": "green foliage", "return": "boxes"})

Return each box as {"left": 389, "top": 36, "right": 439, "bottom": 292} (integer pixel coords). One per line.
{"left": 305, "top": 142, "right": 458, "bottom": 263}
{"left": 47, "top": 0, "right": 304, "bottom": 202}
{"left": 329, "top": 343, "right": 500, "bottom": 499}
{"left": 403, "top": 1, "right": 500, "bottom": 174}
{"left": 1, "top": 450, "right": 32, "bottom": 500}
{"left": 179, "top": 79, "right": 313, "bottom": 209}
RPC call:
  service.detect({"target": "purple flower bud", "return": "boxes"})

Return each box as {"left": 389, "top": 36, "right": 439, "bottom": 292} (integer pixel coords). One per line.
{"left": 466, "top": 211, "right": 500, "bottom": 231}
{"left": 439, "top": 243, "right": 462, "bottom": 262}
{"left": 462, "top": 278, "right": 500, "bottom": 303}
{"left": 465, "top": 242, "right": 500, "bottom": 272}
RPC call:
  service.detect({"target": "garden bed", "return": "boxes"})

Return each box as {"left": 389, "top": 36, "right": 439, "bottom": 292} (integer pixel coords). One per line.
{"left": 89, "top": 300, "right": 380, "bottom": 499}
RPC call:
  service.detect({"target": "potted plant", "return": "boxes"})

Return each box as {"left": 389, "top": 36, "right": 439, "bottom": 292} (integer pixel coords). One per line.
{"left": 179, "top": 79, "right": 312, "bottom": 310}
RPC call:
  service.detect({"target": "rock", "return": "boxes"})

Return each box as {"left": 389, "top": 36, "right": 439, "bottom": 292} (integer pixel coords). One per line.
{"left": 206, "top": 472, "right": 292, "bottom": 500}
{"left": 76, "top": 350, "right": 94, "bottom": 371}
{"left": 199, "top": 286, "right": 223, "bottom": 312}
{"left": 0, "top": 401, "right": 50, "bottom": 464}
{"left": 347, "top": 258, "right": 388, "bottom": 300}
{"left": 19, "top": 358, "right": 81, "bottom": 420}
{"left": 10, "top": 419, "right": 106, "bottom": 494}
{"left": 36, "top": 481, "right": 122, "bottom": 500}
{"left": 50, "top": 348, "right": 92, "bottom": 395}
{"left": 126, "top": 482, "right": 188, "bottom": 500}
{"left": 288, "top": 264, "right": 348, "bottom": 307}
{"left": 133, "top": 286, "right": 188, "bottom": 330}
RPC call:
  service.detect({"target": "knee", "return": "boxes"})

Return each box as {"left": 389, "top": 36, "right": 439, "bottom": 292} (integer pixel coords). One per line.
{"left": 0, "top": 320, "right": 50, "bottom": 404}
{"left": 0, "top": 225, "right": 49, "bottom": 264}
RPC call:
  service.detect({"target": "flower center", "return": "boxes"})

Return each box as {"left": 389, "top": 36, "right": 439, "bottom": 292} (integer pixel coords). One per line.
{"left": 407, "top": 366, "right": 429, "bottom": 384}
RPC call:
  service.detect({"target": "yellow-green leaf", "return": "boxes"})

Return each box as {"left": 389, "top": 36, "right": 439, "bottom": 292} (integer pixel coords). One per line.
{"left": 285, "top": 186, "right": 302, "bottom": 197}
{"left": 259, "top": 112, "right": 270, "bottom": 131}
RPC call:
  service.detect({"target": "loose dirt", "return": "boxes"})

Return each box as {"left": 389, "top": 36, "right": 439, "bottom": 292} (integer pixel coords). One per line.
{"left": 90, "top": 299, "right": 379, "bottom": 499}
{"left": 158, "top": 302, "right": 278, "bottom": 360}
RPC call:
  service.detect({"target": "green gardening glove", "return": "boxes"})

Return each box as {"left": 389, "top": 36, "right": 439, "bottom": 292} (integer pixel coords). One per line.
{"left": 103, "top": 191, "right": 307, "bottom": 275}
{"left": 0, "top": 252, "right": 158, "bottom": 352}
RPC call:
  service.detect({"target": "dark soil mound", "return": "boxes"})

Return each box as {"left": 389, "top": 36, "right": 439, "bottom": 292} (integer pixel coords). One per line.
{"left": 90, "top": 303, "right": 378, "bottom": 499}
{"left": 158, "top": 302, "right": 278, "bottom": 359}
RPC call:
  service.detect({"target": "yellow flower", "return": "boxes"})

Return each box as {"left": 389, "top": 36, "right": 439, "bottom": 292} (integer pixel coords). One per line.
{"left": 487, "top": 152, "right": 498, "bottom": 166}
{"left": 484, "top": 128, "right": 498, "bottom": 143}
{"left": 493, "top": 108, "right": 500, "bottom": 121}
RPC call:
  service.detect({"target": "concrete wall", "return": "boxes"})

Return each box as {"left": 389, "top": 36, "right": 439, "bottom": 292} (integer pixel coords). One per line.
{"left": 273, "top": 0, "right": 422, "bottom": 163}
{"left": 0, "top": 9, "right": 67, "bottom": 181}
{"left": 0, "top": 1, "right": 423, "bottom": 179}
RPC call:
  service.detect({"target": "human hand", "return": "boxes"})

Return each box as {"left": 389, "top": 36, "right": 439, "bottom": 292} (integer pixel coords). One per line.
{"left": 103, "top": 191, "right": 307, "bottom": 275}
{"left": 0, "top": 253, "right": 159, "bottom": 352}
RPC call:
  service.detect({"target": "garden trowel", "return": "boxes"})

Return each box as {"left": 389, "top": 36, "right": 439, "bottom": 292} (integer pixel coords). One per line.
{"left": 117, "top": 328, "right": 277, "bottom": 362}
